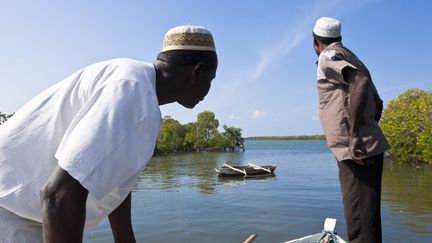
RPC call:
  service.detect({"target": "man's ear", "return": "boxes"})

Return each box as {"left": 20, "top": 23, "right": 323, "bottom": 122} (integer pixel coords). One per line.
{"left": 192, "top": 62, "right": 205, "bottom": 81}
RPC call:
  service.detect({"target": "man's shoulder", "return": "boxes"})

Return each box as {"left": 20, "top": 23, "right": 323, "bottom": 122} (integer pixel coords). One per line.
{"left": 83, "top": 58, "right": 150, "bottom": 71}
{"left": 320, "top": 49, "right": 342, "bottom": 62}
{"left": 319, "top": 42, "right": 365, "bottom": 72}
{"left": 320, "top": 43, "right": 348, "bottom": 62}
{"left": 83, "top": 58, "right": 155, "bottom": 84}
{"left": 328, "top": 43, "right": 362, "bottom": 63}
{"left": 99, "top": 58, "right": 152, "bottom": 70}
{"left": 107, "top": 57, "right": 144, "bottom": 64}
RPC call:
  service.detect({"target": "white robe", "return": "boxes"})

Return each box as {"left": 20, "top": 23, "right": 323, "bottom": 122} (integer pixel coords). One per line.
{"left": 0, "top": 58, "right": 162, "bottom": 230}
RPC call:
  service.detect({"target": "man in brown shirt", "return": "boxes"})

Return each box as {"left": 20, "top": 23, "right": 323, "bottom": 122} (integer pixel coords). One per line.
{"left": 313, "top": 17, "right": 389, "bottom": 243}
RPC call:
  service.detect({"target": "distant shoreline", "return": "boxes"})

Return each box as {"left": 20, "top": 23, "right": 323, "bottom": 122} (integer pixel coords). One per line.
{"left": 245, "top": 135, "right": 326, "bottom": 140}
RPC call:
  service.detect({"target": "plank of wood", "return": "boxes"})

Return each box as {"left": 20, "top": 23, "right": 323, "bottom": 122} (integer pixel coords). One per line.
{"left": 247, "top": 162, "right": 271, "bottom": 173}
{"left": 243, "top": 233, "right": 257, "bottom": 243}
{"left": 223, "top": 163, "right": 247, "bottom": 175}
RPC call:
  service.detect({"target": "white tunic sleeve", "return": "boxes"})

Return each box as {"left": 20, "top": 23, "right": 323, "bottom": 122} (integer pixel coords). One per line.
{"left": 55, "top": 79, "right": 160, "bottom": 200}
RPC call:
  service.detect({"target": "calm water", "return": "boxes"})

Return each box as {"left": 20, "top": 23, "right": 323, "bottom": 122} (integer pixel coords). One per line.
{"left": 84, "top": 140, "right": 432, "bottom": 243}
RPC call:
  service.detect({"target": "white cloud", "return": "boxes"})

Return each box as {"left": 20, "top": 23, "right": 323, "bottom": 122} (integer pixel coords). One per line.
{"left": 228, "top": 113, "right": 240, "bottom": 120}
{"left": 251, "top": 110, "right": 267, "bottom": 120}
{"left": 251, "top": 0, "right": 346, "bottom": 81}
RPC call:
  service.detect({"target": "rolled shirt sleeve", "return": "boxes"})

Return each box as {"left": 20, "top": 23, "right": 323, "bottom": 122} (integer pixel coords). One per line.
{"left": 317, "top": 49, "right": 357, "bottom": 85}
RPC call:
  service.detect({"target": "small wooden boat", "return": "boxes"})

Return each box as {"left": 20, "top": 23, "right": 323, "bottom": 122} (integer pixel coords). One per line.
{"left": 215, "top": 162, "right": 276, "bottom": 177}
{"left": 284, "top": 218, "right": 346, "bottom": 243}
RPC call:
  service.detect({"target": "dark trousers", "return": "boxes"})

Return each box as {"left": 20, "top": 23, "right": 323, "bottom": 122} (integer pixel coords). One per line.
{"left": 338, "top": 153, "right": 383, "bottom": 243}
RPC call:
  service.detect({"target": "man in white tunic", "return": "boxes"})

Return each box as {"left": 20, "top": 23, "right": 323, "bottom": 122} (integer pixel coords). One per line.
{"left": 0, "top": 25, "right": 217, "bottom": 243}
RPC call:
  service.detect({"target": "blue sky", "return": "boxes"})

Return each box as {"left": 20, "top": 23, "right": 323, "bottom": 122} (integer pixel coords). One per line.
{"left": 1, "top": 0, "right": 430, "bottom": 136}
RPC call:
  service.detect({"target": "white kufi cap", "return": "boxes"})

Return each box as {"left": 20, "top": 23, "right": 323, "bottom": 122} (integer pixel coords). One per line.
{"left": 162, "top": 25, "right": 216, "bottom": 52}
{"left": 313, "top": 17, "right": 341, "bottom": 38}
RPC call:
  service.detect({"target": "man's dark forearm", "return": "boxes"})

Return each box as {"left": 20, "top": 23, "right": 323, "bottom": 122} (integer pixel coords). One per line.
{"left": 109, "top": 192, "right": 136, "bottom": 243}
{"left": 40, "top": 166, "right": 88, "bottom": 243}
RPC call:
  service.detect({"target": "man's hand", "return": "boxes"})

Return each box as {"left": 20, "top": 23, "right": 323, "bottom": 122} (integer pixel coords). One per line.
{"left": 40, "top": 166, "right": 88, "bottom": 243}
{"left": 349, "top": 135, "right": 367, "bottom": 163}
{"left": 109, "top": 192, "right": 136, "bottom": 243}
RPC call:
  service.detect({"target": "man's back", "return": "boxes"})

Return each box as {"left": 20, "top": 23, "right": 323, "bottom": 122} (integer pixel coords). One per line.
{"left": 0, "top": 58, "right": 162, "bottom": 229}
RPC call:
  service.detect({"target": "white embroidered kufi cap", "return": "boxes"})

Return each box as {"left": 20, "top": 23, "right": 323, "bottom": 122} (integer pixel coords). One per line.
{"left": 313, "top": 17, "right": 341, "bottom": 38}
{"left": 161, "top": 25, "right": 216, "bottom": 52}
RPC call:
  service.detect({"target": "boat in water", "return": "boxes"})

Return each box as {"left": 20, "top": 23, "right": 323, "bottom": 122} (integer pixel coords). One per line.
{"left": 215, "top": 162, "right": 276, "bottom": 177}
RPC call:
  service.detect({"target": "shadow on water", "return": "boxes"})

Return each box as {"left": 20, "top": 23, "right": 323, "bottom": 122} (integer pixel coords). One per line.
{"left": 217, "top": 174, "right": 276, "bottom": 183}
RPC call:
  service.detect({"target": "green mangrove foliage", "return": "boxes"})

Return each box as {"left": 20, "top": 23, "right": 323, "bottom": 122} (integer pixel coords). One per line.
{"left": 380, "top": 89, "right": 432, "bottom": 164}
{"left": 155, "top": 111, "right": 244, "bottom": 154}
{"left": 0, "top": 112, "right": 13, "bottom": 125}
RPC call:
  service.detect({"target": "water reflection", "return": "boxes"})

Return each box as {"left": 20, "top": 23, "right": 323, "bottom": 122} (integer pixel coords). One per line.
{"left": 382, "top": 159, "right": 432, "bottom": 236}
{"left": 217, "top": 174, "right": 276, "bottom": 183}
{"left": 85, "top": 141, "right": 432, "bottom": 242}
{"left": 135, "top": 151, "right": 249, "bottom": 194}
{"left": 135, "top": 144, "right": 432, "bottom": 238}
